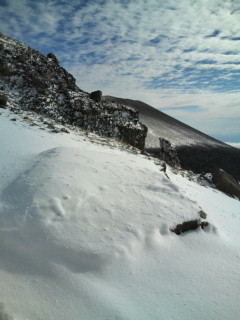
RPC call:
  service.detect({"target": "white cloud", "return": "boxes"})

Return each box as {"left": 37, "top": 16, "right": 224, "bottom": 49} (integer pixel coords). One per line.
{"left": 0, "top": 0, "right": 240, "bottom": 141}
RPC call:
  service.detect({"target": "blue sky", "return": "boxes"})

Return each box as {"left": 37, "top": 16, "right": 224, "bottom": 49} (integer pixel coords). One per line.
{"left": 1, "top": 0, "right": 240, "bottom": 142}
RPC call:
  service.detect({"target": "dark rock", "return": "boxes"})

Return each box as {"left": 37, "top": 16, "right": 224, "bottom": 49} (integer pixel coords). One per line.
{"left": 47, "top": 53, "right": 59, "bottom": 65}
{"left": 90, "top": 90, "right": 102, "bottom": 102}
{"left": 0, "top": 94, "right": 7, "bottom": 108}
{"left": 199, "top": 210, "right": 207, "bottom": 219}
{"left": 159, "top": 138, "right": 180, "bottom": 168}
{"left": 212, "top": 168, "right": 240, "bottom": 199}
{"left": 60, "top": 128, "right": 69, "bottom": 133}
{"left": 171, "top": 220, "right": 199, "bottom": 235}
{"left": 200, "top": 221, "right": 209, "bottom": 229}
{"left": 0, "top": 32, "right": 147, "bottom": 151}
{"left": 0, "top": 61, "right": 12, "bottom": 76}
{"left": 176, "top": 145, "right": 240, "bottom": 182}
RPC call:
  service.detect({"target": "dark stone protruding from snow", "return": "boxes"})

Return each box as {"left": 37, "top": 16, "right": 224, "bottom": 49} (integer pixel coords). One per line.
{"left": 159, "top": 138, "right": 180, "bottom": 168}
{"left": 212, "top": 168, "right": 240, "bottom": 199}
{"left": 199, "top": 210, "right": 207, "bottom": 219}
{"left": 0, "top": 94, "right": 7, "bottom": 108}
{"left": 171, "top": 219, "right": 209, "bottom": 235}
{"left": 90, "top": 90, "right": 102, "bottom": 102}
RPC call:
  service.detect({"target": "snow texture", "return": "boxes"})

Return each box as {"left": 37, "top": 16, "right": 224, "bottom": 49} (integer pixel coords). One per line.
{"left": 0, "top": 108, "right": 240, "bottom": 320}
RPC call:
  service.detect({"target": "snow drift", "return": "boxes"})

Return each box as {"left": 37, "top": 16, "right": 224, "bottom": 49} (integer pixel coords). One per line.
{"left": 0, "top": 109, "right": 240, "bottom": 320}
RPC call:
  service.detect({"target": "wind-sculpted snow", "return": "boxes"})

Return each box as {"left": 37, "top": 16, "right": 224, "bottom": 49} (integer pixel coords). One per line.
{"left": 0, "top": 110, "right": 240, "bottom": 320}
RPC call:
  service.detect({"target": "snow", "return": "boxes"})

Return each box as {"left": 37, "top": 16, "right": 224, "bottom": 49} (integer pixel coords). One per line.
{"left": 225, "top": 142, "right": 240, "bottom": 149}
{"left": 0, "top": 109, "right": 240, "bottom": 320}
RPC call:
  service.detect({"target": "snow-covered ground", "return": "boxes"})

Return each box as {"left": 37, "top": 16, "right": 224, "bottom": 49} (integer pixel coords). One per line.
{"left": 0, "top": 109, "right": 240, "bottom": 320}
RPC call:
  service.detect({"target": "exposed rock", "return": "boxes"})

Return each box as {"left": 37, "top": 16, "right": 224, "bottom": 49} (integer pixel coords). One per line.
{"left": 0, "top": 94, "right": 7, "bottom": 108}
{"left": 212, "top": 168, "right": 240, "bottom": 199}
{"left": 159, "top": 138, "right": 180, "bottom": 168}
{"left": 171, "top": 219, "right": 209, "bottom": 235}
{"left": 199, "top": 210, "right": 207, "bottom": 219}
{"left": 47, "top": 52, "right": 59, "bottom": 65}
{"left": 90, "top": 90, "right": 102, "bottom": 102}
{"left": 0, "top": 33, "right": 147, "bottom": 150}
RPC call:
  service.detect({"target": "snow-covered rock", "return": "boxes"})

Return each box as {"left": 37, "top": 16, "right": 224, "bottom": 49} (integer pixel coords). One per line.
{"left": 0, "top": 32, "right": 147, "bottom": 150}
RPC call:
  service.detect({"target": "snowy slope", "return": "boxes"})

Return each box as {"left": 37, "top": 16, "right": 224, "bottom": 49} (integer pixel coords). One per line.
{"left": 103, "top": 96, "right": 228, "bottom": 148}
{"left": 103, "top": 96, "right": 240, "bottom": 180}
{"left": 0, "top": 109, "right": 240, "bottom": 320}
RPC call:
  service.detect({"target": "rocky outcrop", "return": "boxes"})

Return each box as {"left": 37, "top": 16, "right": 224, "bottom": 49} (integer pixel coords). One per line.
{"left": 212, "top": 169, "right": 240, "bottom": 199}
{"left": 159, "top": 138, "right": 180, "bottom": 168}
{"left": 90, "top": 90, "right": 102, "bottom": 102}
{"left": 0, "top": 33, "right": 147, "bottom": 150}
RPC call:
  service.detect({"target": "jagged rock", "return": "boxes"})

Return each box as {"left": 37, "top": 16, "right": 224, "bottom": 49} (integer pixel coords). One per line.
{"left": 90, "top": 90, "right": 102, "bottom": 102}
{"left": 0, "top": 33, "right": 147, "bottom": 150}
{"left": 212, "top": 168, "right": 240, "bottom": 199}
{"left": 159, "top": 138, "right": 180, "bottom": 168}
{"left": 47, "top": 52, "right": 59, "bottom": 64}
{"left": 171, "top": 219, "right": 209, "bottom": 235}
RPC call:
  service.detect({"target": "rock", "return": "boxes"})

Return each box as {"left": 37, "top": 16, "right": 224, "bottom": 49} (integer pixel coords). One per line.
{"left": 171, "top": 220, "right": 199, "bottom": 235}
{"left": 171, "top": 219, "right": 209, "bottom": 235}
{"left": 159, "top": 138, "right": 180, "bottom": 168}
{"left": 47, "top": 52, "right": 59, "bottom": 65}
{"left": 200, "top": 221, "right": 209, "bottom": 229}
{"left": 212, "top": 168, "right": 240, "bottom": 199}
{"left": 60, "top": 128, "right": 69, "bottom": 133}
{"left": 90, "top": 90, "right": 102, "bottom": 102}
{"left": 0, "top": 32, "right": 147, "bottom": 151}
{"left": 0, "top": 94, "right": 7, "bottom": 108}
{"left": 199, "top": 210, "right": 207, "bottom": 219}
{"left": 0, "top": 61, "right": 12, "bottom": 76}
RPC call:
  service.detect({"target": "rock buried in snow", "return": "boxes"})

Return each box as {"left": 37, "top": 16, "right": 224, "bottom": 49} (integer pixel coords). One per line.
{"left": 199, "top": 210, "right": 207, "bottom": 219}
{"left": 171, "top": 219, "right": 209, "bottom": 235}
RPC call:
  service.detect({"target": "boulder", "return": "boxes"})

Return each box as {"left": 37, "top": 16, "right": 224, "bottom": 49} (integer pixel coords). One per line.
{"left": 47, "top": 52, "right": 59, "bottom": 65}
{"left": 212, "top": 168, "right": 240, "bottom": 199}
{"left": 90, "top": 90, "right": 102, "bottom": 102}
{"left": 159, "top": 138, "right": 180, "bottom": 168}
{"left": 0, "top": 94, "right": 7, "bottom": 108}
{"left": 171, "top": 219, "right": 209, "bottom": 235}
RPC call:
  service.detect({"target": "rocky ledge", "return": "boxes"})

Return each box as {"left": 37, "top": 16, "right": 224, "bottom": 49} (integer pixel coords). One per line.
{"left": 0, "top": 33, "right": 147, "bottom": 150}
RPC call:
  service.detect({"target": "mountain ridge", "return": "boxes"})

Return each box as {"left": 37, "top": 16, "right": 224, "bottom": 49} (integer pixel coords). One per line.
{"left": 1, "top": 32, "right": 240, "bottom": 179}
{"left": 0, "top": 32, "right": 147, "bottom": 150}
{"left": 103, "top": 96, "right": 240, "bottom": 180}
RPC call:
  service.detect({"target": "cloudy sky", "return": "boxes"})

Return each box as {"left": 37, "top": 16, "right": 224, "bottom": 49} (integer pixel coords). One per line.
{"left": 1, "top": 0, "right": 240, "bottom": 142}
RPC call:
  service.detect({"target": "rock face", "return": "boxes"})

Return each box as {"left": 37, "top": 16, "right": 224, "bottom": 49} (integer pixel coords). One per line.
{"left": 0, "top": 33, "right": 147, "bottom": 150}
{"left": 159, "top": 138, "right": 180, "bottom": 168}
{"left": 212, "top": 169, "right": 240, "bottom": 199}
